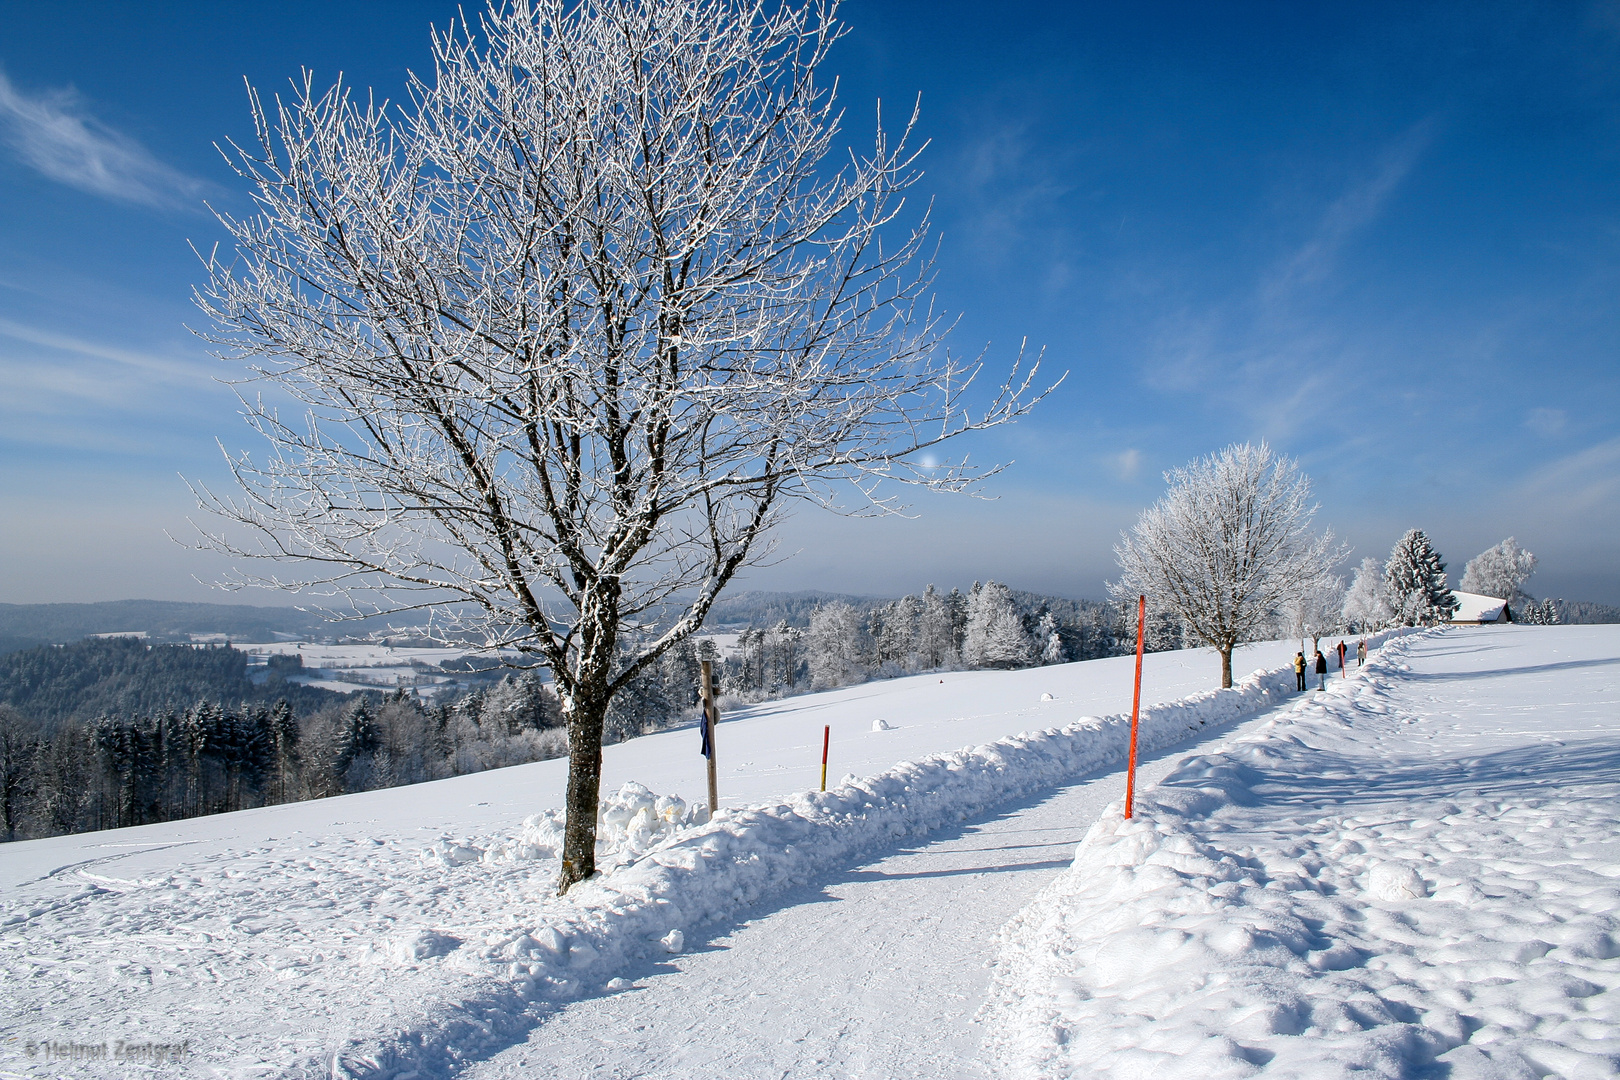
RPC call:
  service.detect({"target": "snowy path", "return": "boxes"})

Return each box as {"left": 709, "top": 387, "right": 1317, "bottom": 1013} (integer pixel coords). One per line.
{"left": 458, "top": 704, "right": 1291, "bottom": 1080}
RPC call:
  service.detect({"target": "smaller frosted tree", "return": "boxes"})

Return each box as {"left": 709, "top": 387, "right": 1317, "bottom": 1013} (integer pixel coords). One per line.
{"left": 962, "top": 581, "right": 1035, "bottom": 669}
{"left": 1112, "top": 443, "right": 1345, "bottom": 688}
{"left": 1281, "top": 574, "right": 1346, "bottom": 652}
{"left": 1384, "top": 530, "right": 1459, "bottom": 626}
{"left": 1460, "top": 538, "right": 1538, "bottom": 611}
{"left": 1342, "top": 557, "right": 1394, "bottom": 632}
{"left": 1037, "top": 612, "right": 1066, "bottom": 665}
{"left": 807, "top": 603, "right": 869, "bottom": 689}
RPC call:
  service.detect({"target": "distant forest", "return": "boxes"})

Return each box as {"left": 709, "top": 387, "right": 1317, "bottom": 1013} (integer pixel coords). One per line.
{"left": 0, "top": 638, "right": 569, "bottom": 843}
{"left": 0, "top": 637, "right": 341, "bottom": 727}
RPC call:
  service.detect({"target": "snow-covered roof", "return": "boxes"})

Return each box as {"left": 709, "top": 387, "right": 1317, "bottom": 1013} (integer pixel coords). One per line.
{"left": 1450, "top": 590, "right": 1508, "bottom": 623}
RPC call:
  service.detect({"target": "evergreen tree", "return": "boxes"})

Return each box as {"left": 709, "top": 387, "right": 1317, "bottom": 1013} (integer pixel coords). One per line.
{"left": 333, "top": 699, "right": 380, "bottom": 792}
{"left": 269, "top": 700, "right": 299, "bottom": 804}
{"left": 1521, "top": 597, "right": 1560, "bottom": 625}
{"left": 0, "top": 706, "right": 38, "bottom": 842}
{"left": 1384, "top": 529, "right": 1459, "bottom": 626}
{"left": 878, "top": 596, "right": 921, "bottom": 671}
{"left": 946, "top": 588, "right": 968, "bottom": 655}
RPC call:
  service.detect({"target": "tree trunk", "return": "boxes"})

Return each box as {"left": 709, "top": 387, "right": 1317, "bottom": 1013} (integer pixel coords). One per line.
{"left": 556, "top": 585, "right": 622, "bottom": 896}
{"left": 557, "top": 691, "right": 607, "bottom": 895}
{"left": 1220, "top": 646, "right": 1233, "bottom": 690}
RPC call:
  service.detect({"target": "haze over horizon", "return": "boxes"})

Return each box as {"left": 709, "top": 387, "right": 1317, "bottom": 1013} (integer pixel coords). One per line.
{"left": 2, "top": 1, "right": 1617, "bottom": 606}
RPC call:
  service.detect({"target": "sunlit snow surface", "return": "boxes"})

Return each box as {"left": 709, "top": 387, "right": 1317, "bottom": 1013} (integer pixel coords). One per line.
{"left": 3, "top": 627, "right": 1615, "bottom": 1079}
{"left": 986, "top": 625, "right": 1620, "bottom": 1079}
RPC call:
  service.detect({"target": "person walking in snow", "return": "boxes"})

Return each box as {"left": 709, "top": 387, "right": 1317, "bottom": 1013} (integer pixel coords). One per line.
{"left": 1294, "top": 651, "right": 1307, "bottom": 692}
{"left": 1313, "top": 649, "right": 1328, "bottom": 690}
{"left": 1337, "top": 640, "right": 1348, "bottom": 678}
{"left": 1357, "top": 639, "right": 1367, "bottom": 667}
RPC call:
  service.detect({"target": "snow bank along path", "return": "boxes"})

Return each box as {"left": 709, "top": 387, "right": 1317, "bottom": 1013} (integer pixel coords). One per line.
{"left": 986, "top": 625, "right": 1620, "bottom": 1079}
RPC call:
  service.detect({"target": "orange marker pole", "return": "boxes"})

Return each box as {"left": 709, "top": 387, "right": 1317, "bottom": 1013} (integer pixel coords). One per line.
{"left": 820, "top": 725, "right": 830, "bottom": 792}
{"left": 1125, "top": 594, "right": 1146, "bottom": 819}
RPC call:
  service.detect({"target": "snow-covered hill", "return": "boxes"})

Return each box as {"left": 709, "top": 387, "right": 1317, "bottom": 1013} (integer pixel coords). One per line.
{"left": 2, "top": 637, "right": 1304, "bottom": 1077}
{"left": 5, "top": 627, "right": 1615, "bottom": 1080}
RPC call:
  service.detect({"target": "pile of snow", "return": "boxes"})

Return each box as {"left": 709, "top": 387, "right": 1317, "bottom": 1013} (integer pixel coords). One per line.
{"left": 982, "top": 627, "right": 1620, "bottom": 1079}
{"left": 473, "top": 782, "right": 708, "bottom": 870}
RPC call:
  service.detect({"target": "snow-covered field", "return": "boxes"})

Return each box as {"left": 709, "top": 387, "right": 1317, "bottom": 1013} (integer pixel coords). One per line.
{"left": 237, "top": 642, "right": 500, "bottom": 696}
{"left": 2, "top": 626, "right": 1615, "bottom": 1079}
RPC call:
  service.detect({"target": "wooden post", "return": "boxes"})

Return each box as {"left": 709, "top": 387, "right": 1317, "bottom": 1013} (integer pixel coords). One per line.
{"left": 820, "top": 724, "right": 830, "bottom": 792}
{"left": 700, "top": 659, "right": 720, "bottom": 817}
{"left": 1125, "top": 594, "right": 1146, "bottom": 820}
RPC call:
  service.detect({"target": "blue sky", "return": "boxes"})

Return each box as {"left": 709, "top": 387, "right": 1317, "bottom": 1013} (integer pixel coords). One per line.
{"left": 1, "top": 0, "right": 1617, "bottom": 607}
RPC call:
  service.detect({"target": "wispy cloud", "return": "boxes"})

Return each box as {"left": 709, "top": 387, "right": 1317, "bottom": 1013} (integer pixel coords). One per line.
{"left": 1110, "top": 448, "right": 1142, "bottom": 481}
{"left": 1516, "top": 436, "right": 1620, "bottom": 516}
{"left": 1140, "top": 122, "right": 1440, "bottom": 444}
{"left": 0, "top": 316, "right": 207, "bottom": 382}
{"left": 1264, "top": 119, "right": 1435, "bottom": 300}
{"left": 0, "top": 67, "right": 205, "bottom": 210}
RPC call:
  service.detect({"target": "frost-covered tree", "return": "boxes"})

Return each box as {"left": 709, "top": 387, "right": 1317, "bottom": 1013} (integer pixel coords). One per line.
{"left": 962, "top": 581, "right": 1035, "bottom": 669}
{"left": 1036, "top": 611, "right": 1066, "bottom": 665}
{"left": 1112, "top": 443, "right": 1344, "bottom": 688}
{"left": 191, "top": 0, "right": 1050, "bottom": 893}
{"left": 1342, "top": 557, "right": 1393, "bottom": 632}
{"left": 914, "top": 585, "right": 959, "bottom": 671}
{"left": 1280, "top": 574, "right": 1346, "bottom": 653}
{"left": 807, "top": 602, "right": 869, "bottom": 689}
{"left": 1460, "top": 538, "right": 1538, "bottom": 611}
{"left": 871, "top": 595, "right": 920, "bottom": 673}
{"left": 1384, "top": 530, "right": 1459, "bottom": 626}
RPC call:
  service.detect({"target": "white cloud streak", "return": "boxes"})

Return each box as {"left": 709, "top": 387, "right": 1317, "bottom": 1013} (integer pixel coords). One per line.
{"left": 0, "top": 67, "right": 205, "bottom": 209}
{"left": 0, "top": 316, "right": 208, "bottom": 382}
{"left": 1264, "top": 119, "right": 1434, "bottom": 300}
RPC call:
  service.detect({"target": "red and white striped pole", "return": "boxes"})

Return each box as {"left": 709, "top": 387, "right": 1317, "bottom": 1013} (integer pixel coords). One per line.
{"left": 1124, "top": 594, "right": 1146, "bottom": 819}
